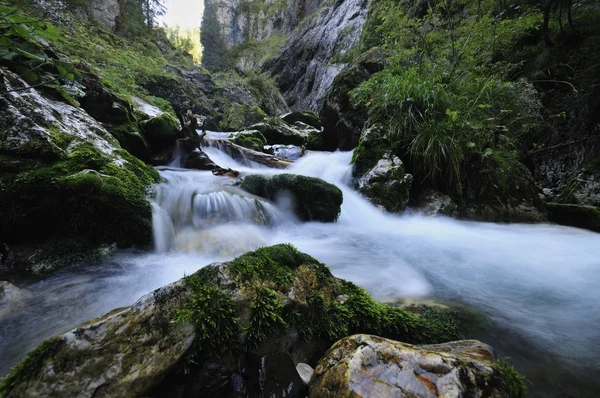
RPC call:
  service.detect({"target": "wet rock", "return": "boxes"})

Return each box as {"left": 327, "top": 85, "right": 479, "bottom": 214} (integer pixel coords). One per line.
{"left": 357, "top": 156, "right": 413, "bottom": 213}
{"left": 412, "top": 189, "right": 459, "bottom": 217}
{"left": 241, "top": 174, "right": 343, "bottom": 222}
{"left": 0, "top": 67, "right": 158, "bottom": 252}
{"left": 131, "top": 96, "right": 164, "bottom": 120}
{"left": 2, "top": 245, "right": 460, "bottom": 397}
{"left": 249, "top": 122, "right": 309, "bottom": 146}
{"left": 296, "top": 363, "right": 315, "bottom": 385}
{"left": 250, "top": 352, "right": 307, "bottom": 398}
{"left": 0, "top": 281, "right": 19, "bottom": 299}
{"left": 140, "top": 113, "right": 182, "bottom": 153}
{"left": 320, "top": 48, "right": 386, "bottom": 150}
{"left": 547, "top": 203, "right": 600, "bottom": 232}
{"left": 265, "top": 144, "right": 304, "bottom": 161}
{"left": 556, "top": 156, "right": 600, "bottom": 207}
{"left": 311, "top": 335, "right": 514, "bottom": 398}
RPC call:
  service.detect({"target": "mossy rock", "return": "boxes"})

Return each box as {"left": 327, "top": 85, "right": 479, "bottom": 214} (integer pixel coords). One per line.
{"left": 219, "top": 103, "right": 266, "bottom": 132}
{"left": 306, "top": 130, "right": 324, "bottom": 151}
{"left": 0, "top": 244, "right": 463, "bottom": 397}
{"left": 241, "top": 174, "right": 343, "bottom": 222}
{"left": 232, "top": 130, "right": 267, "bottom": 152}
{"left": 248, "top": 122, "right": 307, "bottom": 146}
{"left": 282, "top": 111, "right": 321, "bottom": 129}
{"left": 140, "top": 113, "right": 181, "bottom": 153}
{"left": 109, "top": 123, "right": 152, "bottom": 162}
{"left": 352, "top": 124, "right": 390, "bottom": 178}
{"left": 547, "top": 202, "right": 600, "bottom": 232}
{"left": 0, "top": 144, "right": 160, "bottom": 249}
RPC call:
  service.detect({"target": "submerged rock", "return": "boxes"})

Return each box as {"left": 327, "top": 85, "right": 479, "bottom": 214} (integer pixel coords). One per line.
{"left": 241, "top": 174, "right": 343, "bottom": 222}
{"left": 311, "top": 335, "right": 519, "bottom": 398}
{"left": 1, "top": 245, "right": 462, "bottom": 397}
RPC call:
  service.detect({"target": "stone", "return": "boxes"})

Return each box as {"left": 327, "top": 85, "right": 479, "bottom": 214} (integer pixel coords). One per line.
{"left": 411, "top": 189, "right": 459, "bottom": 217}
{"left": 320, "top": 48, "right": 386, "bottom": 150}
{"left": 1, "top": 245, "right": 461, "bottom": 397}
{"left": 556, "top": 156, "right": 600, "bottom": 207}
{"left": 88, "top": 0, "right": 120, "bottom": 29}
{"left": 140, "top": 113, "right": 182, "bottom": 153}
{"left": 249, "top": 122, "right": 309, "bottom": 146}
{"left": 240, "top": 174, "right": 343, "bottom": 222}
{"left": 310, "top": 335, "right": 514, "bottom": 398}
{"left": 547, "top": 202, "right": 600, "bottom": 232}
{"left": 357, "top": 156, "right": 413, "bottom": 213}
{"left": 282, "top": 111, "right": 322, "bottom": 130}
{"left": 296, "top": 362, "right": 315, "bottom": 385}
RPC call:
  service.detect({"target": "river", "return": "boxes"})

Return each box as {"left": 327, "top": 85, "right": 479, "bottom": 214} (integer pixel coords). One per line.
{"left": 1, "top": 145, "right": 599, "bottom": 397}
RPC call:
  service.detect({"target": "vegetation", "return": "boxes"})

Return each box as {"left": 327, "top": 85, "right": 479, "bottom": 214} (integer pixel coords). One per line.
{"left": 496, "top": 359, "right": 529, "bottom": 398}
{"left": 164, "top": 25, "right": 202, "bottom": 64}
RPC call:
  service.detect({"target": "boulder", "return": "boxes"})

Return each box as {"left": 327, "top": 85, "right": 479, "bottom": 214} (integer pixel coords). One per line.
{"left": 232, "top": 130, "right": 268, "bottom": 152}
{"left": 555, "top": 156, "right": 600, "bottom": 207}
{"left": 219, "top": 103, "right": 265, "bottom": 132}
{"left": 411, "top": 189, "right": 459, "bottom": 217}
{"left": 357, "top": 156, "right": 413, "bottom": 213}
{"left": 282, "top": 111, "right": 322, "bottom": 130}
{"left": 140, "top": 113, "right": 182, "bottom": 153}
{"left": 249, "top": 121, "right": 309, "bottom": 146}
{"left": 0, "top": 67, "right": 159, "bottom": 261}
{"left": 320, "top": 48, "right": 386, "bottom": 150}
{"left": 1, "top": 245, "right": 461, "bottom": 397}
{"left": 547, "top": 203, "right": 600, "bottom": 232}
{"left": 310, "top": 335, "right": 523, "bottom": 398}
{"left": 241, "top": 174, "right": 343, "bottom": 222}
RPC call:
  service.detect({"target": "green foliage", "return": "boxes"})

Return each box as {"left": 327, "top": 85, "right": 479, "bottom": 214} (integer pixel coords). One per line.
{"left": 496, "top": 359, "right": 528, "bottom": 398}
{"left": 247, "top": 287, "right": 287, "bottom": 349}
{"left": 353, "top": 0, "right": 543, "bottom": 195}
{"left": 0, "top": 337, "right": 64, "bottom": 396}
{"left": 164, "top": 25, "right": 202, "bottom": 64}
{"left": 0, "top": 2, "right": 83, "bottom": 105}
{"left": 173, "top": 275, "right": 240, "bottom": 356}
{"left": 200, "top": 1, "right": 227, "bottom": 71}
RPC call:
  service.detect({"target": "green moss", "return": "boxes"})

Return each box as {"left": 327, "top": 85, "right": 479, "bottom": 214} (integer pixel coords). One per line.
{"left": 219, "top": 103, "right": 266, "bottom": 132}
{"left": 282, "top": 111, "right": 321, "bottom": 130}
{"left": 496, "top": 359, "right": 528, "bottom": 398}
{"left": 241, "top": 174, "right": 343, "bottom": 222}
{"left": 247, "top": 287, "right": 287, "bottom": 349}
{"left": 0, "top": 143, "right": 159, "bottom": 248}
{"left": 306, "top": 130, "right": 324, "bottom": 151}
{"left": 233, "top": 131, "right": 267, "bottom": 152}
{"left": 547, "top": 202, "right": 600, "bottom": 232}
{"left": 351, "top": 125, "right": 389, "bottom": 178}
{"left": 173, "top": 275, "right": 240, "bottom": 356}
{"left": 29, "top": 237, "right": 103, "bottom": 276}
{"left": 0, "top": 337, "right": 65, "bottom": 397}
{"left": 140, "top": 113, "right": 181, "bottom": 153}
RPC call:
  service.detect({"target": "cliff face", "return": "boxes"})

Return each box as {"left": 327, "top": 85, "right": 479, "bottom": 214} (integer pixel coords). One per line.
{"left": 201, "top": 0, "right": 369, "bottom": 111}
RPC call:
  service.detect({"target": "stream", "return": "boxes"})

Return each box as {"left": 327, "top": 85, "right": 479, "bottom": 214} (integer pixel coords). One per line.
{"left": 1, "top": 145, "right": 599, "bottom": 397}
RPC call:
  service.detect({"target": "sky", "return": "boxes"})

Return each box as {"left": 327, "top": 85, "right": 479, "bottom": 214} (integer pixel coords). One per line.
{"left": 161, "top": 0, "right": 204, "bottom": 29}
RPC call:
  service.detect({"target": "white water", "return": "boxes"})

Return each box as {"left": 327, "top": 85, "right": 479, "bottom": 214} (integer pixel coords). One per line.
{"left": 1, "top": 147, "right": 599, "bottom": 396}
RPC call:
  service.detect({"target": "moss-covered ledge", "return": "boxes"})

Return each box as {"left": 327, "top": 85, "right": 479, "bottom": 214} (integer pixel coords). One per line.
{"left": 0, "top": 244, "right": 463, "bottom": 398}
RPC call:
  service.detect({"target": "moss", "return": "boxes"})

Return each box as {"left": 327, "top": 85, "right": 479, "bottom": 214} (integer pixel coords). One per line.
{"left": 496, "top": 359, "right": 528, "bottom": 398}
{"left": 0, "top": 143, "right": 159, "bottom": 248}
{"left": 282, "top": 111, "right": 321, "bottom": 130}
{"left": 240, "top": 174, "right": 343, "bottom": 222}
{"left": 109, "top": 125, "right": 151, "bottom": 162}
{"left": 173, "top": 276, "right": 240, "bottom": 356}
{"left": 247, "top": 287, "right": 287, "bottom": 349}
{"left": 351, "top": 125, "right": 389, "bottom": 178}
{"left": 140, "top": 113, "right": 181, "bottom": 153}
{"left": 233, "top": 131, "right": 267, "bottom": 152}
{"left": 219, "top": 103, "right": 266, "bottom": 132}
{"left": 307, "top": 130, "right": 324, "bottom": 150}
{"left": 29, "top": 237, "right": 103, "bottom": 276}
{"left": 547, "top": 202, "right": 600, "bottom": 232}
{"left": 0, "top": 337, "right": 65, "bottom": 396}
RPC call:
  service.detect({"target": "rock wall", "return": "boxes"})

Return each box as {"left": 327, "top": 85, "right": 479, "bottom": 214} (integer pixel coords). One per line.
{"left": 201, "top": 0, "right": 370, "bottom": 111}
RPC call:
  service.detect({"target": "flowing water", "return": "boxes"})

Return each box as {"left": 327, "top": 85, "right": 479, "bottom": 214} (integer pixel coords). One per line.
{"left": 1, "top": 146, "right": 600, "bottom": 397}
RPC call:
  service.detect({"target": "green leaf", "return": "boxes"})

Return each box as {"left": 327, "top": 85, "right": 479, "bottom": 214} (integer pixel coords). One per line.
{"left": 55, "top": 86, "right": 80, "bottom": 107}
{"left": 15, "top": 66, "right": 39, "bottom": 84}
{"left": 36, "top": 24, "right": 60, "bottom": 41}
{"left": 12, "top": 23, "right": 36, "bottom": 41}
{"left": 483, "top": 148, "right": 494, "bottom": 157}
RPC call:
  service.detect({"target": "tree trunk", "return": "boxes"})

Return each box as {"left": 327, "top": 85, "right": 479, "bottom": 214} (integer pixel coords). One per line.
{"left": 542, "top": 1, "right": 554, "bottom": 47}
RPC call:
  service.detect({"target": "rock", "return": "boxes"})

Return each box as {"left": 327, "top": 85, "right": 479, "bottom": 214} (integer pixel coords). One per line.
{"left": 130, "top": 96, "right": 164, "bottom": 120}
{"left": 357, "top": 156, "right": 413, "bottom": 213}
{"left": 282, "top": 111, "right": 321, "bottom": 130}
{"left": 311, "top": 335, "right": 518, "bottom": 398}
{"left": 556, "top": 156, "right": 600, "bottom": 207}
{"left": 411, "top": 189, "right": 459, "bottom": 217}
{"left": 320, "top": 48, "right": 386, "bottom": 150}
{"left": 296, "top": 363, "right": 315, "bottom": 385}
{"left": 352, "top": 124, "right": 392, "bottom": 179}
{"left": 265, "top": 0, "right": 371, "bottom": 111}
{"left": 140, "top": 113, "right": 182, "bottom": 153}
{"left": 220, "top": 103, "right": 266, "bottom": 132}
{"left": 249, "top": 121, "right": 309, "bottom": 146}
{"left": 547, "top": 203, "right": 600, "bottom": 232}
{"left": 0, "top": 281, "right": 19, "bottom": 299}
{"left": 181, "top": 148, "right": 218, "bottom": 171}
{"left": 88, "top": 0, "right": 120, "bottom": 29}
{"left": 1, "top": 245, "right": 461, "bottom": 397}
{"left": 232, "top": 130, "right": 268, "bottom": 152}
{"left": 250, "top": 352, "right": 307, "bottom": 398}
{"left": 265, "top": 144, "right": 304, "bottom": 161}
{"left": 0, "top": 67, "right": 159, "bottom": 253}
{"left": 241, "top": 174, "right": 343, "bottom": 222}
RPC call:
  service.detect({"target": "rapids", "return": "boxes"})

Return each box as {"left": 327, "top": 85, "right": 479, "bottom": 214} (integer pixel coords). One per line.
{"left": 1, "top": 145, "right": 599, "bottom": 397}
